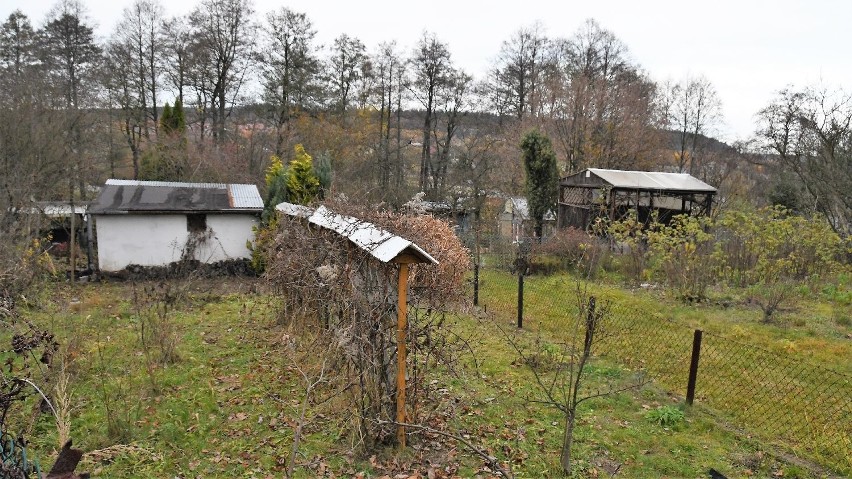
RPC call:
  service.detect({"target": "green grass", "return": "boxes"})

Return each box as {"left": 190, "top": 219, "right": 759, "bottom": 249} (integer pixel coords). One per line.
{"left": 478, "top": 267, "right": 852, "bottom": 476}
{"left": 1, "top": 277, "right": 845, "bottom": 478}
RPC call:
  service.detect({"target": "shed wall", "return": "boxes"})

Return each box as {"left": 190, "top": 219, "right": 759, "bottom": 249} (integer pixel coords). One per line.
{"left": 94, "top": 214, "right": 257, "bottom": 271}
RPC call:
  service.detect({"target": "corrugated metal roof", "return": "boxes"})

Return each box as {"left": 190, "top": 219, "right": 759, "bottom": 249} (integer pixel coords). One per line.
{"left": 585, "top": 169, "right": 717, "bottom": 192}
{"left": 228, "top": 184, "right": 264, "bottom": 209}
{"left": 106, "top": 179, "right": 228, "bottom": 189}
{"left": 37, "top": 203, "right": 88, "bottom": 216}
{"left": 276, "top": 202, "right": 438, "bottom": 265}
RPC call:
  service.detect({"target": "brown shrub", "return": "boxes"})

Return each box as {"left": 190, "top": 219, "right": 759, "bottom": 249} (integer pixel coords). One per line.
{"left": 532, "top": 227, "right": 606, "bottom": 277}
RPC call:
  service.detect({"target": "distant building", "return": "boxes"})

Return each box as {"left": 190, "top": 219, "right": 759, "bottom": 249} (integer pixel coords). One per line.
{"left": 88, "top": 179, "right": 263, "bottom": 272}
{"left": 557, "top": 168, "right": 716, "bottom": 230}
{"left": 497, "top": 197, "right": 555, "bottom": 242}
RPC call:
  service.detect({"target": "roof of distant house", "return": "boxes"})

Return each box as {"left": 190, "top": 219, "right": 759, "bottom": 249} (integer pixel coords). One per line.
{"left": 562, "top": 168, "right": 717, "bottom": 193}
{"left": 503, "top": 197, "right": 556, "bottom": 221}
{"left": 88, "top": 179, "right": 263, "bottom": 215}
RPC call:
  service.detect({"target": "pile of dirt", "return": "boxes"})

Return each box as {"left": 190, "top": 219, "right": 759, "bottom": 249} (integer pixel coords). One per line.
{"left": 105, "top": 259, "right": 256, "bottom": 281}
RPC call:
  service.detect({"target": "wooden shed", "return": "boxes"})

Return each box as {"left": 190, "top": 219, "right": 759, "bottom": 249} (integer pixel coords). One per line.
{"left": 557, "top": 168, "right": 717, "bottom": 230}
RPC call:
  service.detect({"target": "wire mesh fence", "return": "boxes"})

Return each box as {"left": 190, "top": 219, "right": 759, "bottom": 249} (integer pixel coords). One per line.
{"left": 474, "top": 251, "right": 852, "bottom": 475}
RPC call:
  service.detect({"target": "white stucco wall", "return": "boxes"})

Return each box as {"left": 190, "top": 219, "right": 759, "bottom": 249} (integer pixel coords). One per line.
{"left": 95, "top": 214, "right": 258, "bottom": 272}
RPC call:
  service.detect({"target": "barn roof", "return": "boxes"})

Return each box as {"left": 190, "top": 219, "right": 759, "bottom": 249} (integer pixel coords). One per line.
{"left": 563, "top": 168, "right": 717, "bottom": 193}
{"left": 275, "top": 202, "right": 438, "bottom": 265}
{"left": 88, "top": 179, "right": 263, "bottom": 215}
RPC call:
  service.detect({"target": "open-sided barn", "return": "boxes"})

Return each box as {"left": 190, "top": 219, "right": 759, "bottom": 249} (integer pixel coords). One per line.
{"left": 557, "top": 168, "right": 717, "bottom": 230}
{"left": 88, "top": 179, "right": 262, "bottom": 272}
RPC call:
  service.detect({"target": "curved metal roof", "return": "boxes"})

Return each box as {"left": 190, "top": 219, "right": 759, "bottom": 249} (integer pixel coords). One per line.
{"left": 275, "top": 202, "right": 438, "bottom": 265}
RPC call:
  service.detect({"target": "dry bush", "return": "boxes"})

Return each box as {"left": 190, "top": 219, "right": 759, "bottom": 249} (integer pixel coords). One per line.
{"left": 371, "top": 213, "right": 471, "bottom": 306}
{"left": 532, "top": 227, "right": 606, "bottom": 277}
{"left": 260, "top": 201, "right": 472, "bottom": 450}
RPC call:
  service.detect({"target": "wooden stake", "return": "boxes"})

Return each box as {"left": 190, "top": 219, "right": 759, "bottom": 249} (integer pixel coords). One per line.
{"left": 396, "top": 262, "right": 410, "bottom": 447}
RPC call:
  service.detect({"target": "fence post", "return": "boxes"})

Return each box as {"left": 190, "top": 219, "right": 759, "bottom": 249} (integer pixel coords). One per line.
{"left": 517, "top": 270, "right": 524, "bottom": 329}
{"left": 473, "top": 261, "right": 479, "bottom": 306}
{"left": 686, "top": 329, "right": 703, "bottom": 406}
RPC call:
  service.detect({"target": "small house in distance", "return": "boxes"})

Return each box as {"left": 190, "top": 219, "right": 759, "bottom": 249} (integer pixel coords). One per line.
{"left": 557, "top": 168, "right": 716, "bottom": 230}
{"left": 497, "top": 197, "right": 555, "bottom": 242}
{"left": 88, "top": 179, "right": 263, "bottom": 272}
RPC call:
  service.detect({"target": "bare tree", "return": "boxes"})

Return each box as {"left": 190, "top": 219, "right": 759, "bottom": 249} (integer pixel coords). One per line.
{"left": 39, "top": 0, "right": 102, "bottom": 201}
{"left": 0, "top": 11, "right": 67, "bottom": 239}
{"left": 410, "top": 32, "right": 453, "bottom": 196}
{"left": 161, "top": 16, "right": 191, "bottom": 105}
{"left": 490, "top": 23, "right": 550, "bottom": 121}
{"left": 756, "top": 86, "right": 852, "bottom": 236}
{"left": 430, "top": 68, "right": 472, "bottom": 196}
{"left": 660, "top": 75, "right": 723, "bottom": 174}
{"left": 325, "top": 33, "right": 368, "bottom": 116}
{"left": 260, "top": 7, "right": 320, "bottom": 156}
{"left": 113, "top": 0, "right": 165, "bottom": 139}
{"left": 550, "top": 19, "right": 658, "bottom": 173}
{"left": 187, "top": 0, "right": 255, "bottom": 143}
{"left": 504, "top": 290, "right": 646, "bottom": 475}
{"left": 371, "top": 41, "right": 406, "bottom": 197}
{"left": 102, "top": 39, "right": 146, "bottom": 179}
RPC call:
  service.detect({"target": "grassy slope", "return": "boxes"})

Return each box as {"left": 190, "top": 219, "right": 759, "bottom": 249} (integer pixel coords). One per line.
{"left": 6, "top": 276, "right": 846, "bottom": 478}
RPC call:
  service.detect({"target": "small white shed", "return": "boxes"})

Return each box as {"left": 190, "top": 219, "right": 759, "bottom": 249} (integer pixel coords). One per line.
{"left": 88, "top": 179, "right": 263, "bottom": 272}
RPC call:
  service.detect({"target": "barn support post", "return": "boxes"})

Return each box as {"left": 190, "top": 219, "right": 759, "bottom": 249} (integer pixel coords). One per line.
{"left": 396, "top": 262, "right": 410, "bottom": 447}
{"left": 686, "top": 329, "right": 703, "bottom": 406}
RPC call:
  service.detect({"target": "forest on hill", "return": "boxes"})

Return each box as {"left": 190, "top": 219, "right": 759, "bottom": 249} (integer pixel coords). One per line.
{"left": 1, "top": 0, "right": 849, "bottom": 238}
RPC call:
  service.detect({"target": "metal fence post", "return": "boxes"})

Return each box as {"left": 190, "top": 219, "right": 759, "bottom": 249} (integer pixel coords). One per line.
{"left": 517, "top": 270, "right": 524, "bottom": 329}
{"left": 686, "top": 329, "right": 703, "bottom": 405}
{"left": 473, "top": 261, "right": 479, "bottom": 306}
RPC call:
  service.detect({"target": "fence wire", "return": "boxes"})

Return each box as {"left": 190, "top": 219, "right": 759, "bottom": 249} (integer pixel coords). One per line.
{"left": 475, "top": 253, "right": 852, "bottom": 475}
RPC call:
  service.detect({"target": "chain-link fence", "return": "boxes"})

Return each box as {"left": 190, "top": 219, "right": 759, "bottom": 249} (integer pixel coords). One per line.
{"left": 473, "top": 251, "right": 852, "bottom": 475}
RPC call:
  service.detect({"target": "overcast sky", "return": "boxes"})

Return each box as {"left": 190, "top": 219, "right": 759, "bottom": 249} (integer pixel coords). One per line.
{"left": 7, "top": 0, "right": 851, "bottom": 142}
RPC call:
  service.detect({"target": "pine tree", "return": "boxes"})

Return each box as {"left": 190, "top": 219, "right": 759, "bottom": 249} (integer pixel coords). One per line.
{"left": 172, "top": 97, "right": 186, "bottom": 133}
{"left": 160, "top": 102, "right": 174, "bottom": 134}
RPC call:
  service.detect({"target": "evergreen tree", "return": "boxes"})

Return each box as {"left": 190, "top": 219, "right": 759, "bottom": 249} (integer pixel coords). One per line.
{"left": 313, "top": 150, "right": 333, "bottom": 199}
{"left": 261, "top": 155, "right": 289, "bottom": 225}
{"left": 286, "top": 144, "right": 320, "bottom": 205}
{"left": 172, "top": 97, "right": 186, "bottom": 132}
{"left": 160, "top": 101, "right": 174, "bottom": 134}
{"left": 521, "top": 129, "right": 559, "bottom": 239}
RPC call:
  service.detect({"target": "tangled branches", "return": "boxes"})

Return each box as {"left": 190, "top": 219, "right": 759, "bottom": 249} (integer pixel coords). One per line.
{"left": 260, "top": 201, "right": 471, "bottom": 449}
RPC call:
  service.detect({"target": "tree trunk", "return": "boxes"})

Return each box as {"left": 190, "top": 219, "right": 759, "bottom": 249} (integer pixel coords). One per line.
{"left": 560, "top": 411, "right": 576, "bottom": 474}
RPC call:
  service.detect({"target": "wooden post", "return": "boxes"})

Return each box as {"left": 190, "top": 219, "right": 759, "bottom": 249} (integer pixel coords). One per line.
{"left": 396, "top": 262, "right": 410, "bottom": 447}
{"left": 686, "top": 329, "right": 703, "bottom": 406}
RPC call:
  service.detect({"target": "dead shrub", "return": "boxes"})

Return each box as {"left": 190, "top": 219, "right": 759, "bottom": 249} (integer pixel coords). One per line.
{"left": 260, "top": 201, "right": 471, "bottom": 450}
{"left": 532, "top": 227, "right": 606, "bottom": 277}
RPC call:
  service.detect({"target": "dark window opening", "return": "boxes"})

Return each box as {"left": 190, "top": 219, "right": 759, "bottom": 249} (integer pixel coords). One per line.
{"left": 187, "top": 214, "right": 207, "bottom": 233}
